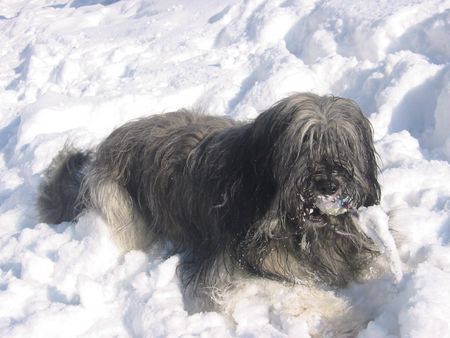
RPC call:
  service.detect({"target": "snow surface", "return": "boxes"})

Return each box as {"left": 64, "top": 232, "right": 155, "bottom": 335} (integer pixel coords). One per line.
{"left": 1, "top": 0, "right": 450, "bottom": 337}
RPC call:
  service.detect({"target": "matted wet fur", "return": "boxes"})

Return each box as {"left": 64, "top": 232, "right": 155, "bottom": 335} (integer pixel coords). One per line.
{"left": 38, "top": 93, "right": 380, "bottom": 305}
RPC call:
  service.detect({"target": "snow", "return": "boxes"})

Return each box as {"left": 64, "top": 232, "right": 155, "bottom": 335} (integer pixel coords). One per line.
{"left": 1, "top": 0, "right": 450, "bottom": 337}
{"left": 357, "top": 206, "right": 403, "bottom": 283}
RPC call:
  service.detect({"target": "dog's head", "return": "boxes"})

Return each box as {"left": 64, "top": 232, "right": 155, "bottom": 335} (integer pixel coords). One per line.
{"left": 252, "top": 93, "right": 380, "bottom": 229}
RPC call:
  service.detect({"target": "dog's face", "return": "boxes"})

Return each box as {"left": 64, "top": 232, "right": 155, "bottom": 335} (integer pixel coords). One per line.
{"left": 280, "top": 152, "right": 374, "bottom": 230}
{"left": 301, "top": 162, "right": 355, "bottom": 227}
{"left": 256, "top": 93, "right": 380, "bottom": 230}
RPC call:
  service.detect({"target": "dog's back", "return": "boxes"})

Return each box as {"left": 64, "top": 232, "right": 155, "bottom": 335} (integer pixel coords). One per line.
{"left": 37, "top": 110, "right": 238, "bottom": 249}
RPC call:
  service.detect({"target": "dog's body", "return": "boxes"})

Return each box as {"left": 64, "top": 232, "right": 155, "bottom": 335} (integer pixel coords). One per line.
{"left": 38, "top": 93, "right": 380, "bottom": 305}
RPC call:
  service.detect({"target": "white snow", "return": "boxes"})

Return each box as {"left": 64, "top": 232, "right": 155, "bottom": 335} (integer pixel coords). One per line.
{"left": 1, "top": 0, "right": 450, "bottom": 337}
{"left": 357, "top": 206, "right": 403, "bottom": 283}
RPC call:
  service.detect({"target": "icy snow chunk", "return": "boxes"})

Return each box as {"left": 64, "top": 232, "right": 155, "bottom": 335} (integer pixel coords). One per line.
{"left": 356, "top": 206, "right": 403, "bottom": 283}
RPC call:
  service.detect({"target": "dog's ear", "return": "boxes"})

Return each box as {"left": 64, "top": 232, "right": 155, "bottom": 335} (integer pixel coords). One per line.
{"left": 251, "top": 103, "right": 292, "bottom": 151}
{"left": 363, "top": 140, "right": 381, "bottom": 206}
{"left": 358, "top": 115, "right": 381, "bottom": 206}
{"left": 250, "top": 93, "right": 320, "bottom": 176}
{"left": 249, "top": 100, "right": 293, "bottom": 182}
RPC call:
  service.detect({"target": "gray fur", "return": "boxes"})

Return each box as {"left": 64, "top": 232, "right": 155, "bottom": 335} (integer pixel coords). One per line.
{"left": 38, "top": 93, "right": 381, "bottom": 303}
{"left": 37, "top": 147, "right": 92, "bottom": 224}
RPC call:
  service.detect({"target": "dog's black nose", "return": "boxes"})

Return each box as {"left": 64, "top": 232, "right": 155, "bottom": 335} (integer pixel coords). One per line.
{"left": 316, "top": 179, "right": 339, "bottom": 195}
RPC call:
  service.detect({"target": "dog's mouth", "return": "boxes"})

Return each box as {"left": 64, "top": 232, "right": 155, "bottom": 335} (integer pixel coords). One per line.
{"left": 304, "top": 195, "right": 352, "bottom": 226}
{"left": 306, "top": 205, "right": 325, "bottom": 223}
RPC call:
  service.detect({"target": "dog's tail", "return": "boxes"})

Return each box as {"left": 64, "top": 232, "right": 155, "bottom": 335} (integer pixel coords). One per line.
{"left": 37, "top": 147, "right": 92, "bottom": 224}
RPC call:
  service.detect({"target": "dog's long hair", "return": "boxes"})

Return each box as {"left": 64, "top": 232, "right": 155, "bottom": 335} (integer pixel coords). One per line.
{"left": 38, "top": 93, "right": 380, "bottom": 301}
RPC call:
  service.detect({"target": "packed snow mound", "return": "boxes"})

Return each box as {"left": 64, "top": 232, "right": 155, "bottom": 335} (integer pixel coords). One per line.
{"left": 1, "top": 0, "right": 450, "bottom": 337}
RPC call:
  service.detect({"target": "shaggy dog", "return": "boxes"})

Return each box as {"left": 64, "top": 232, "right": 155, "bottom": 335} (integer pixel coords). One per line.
{"left": 38, "top": 93, "right": 380, "bottom": 306}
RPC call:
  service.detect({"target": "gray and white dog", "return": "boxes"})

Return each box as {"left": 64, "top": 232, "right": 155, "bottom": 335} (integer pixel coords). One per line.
{"left": 38, "top": 93, "right": 380, "bottom": 303}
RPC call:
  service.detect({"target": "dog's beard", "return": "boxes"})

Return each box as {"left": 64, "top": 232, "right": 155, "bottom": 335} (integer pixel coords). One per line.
{"left": 276, "top": 169, "right": 379, "bottom": 287}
